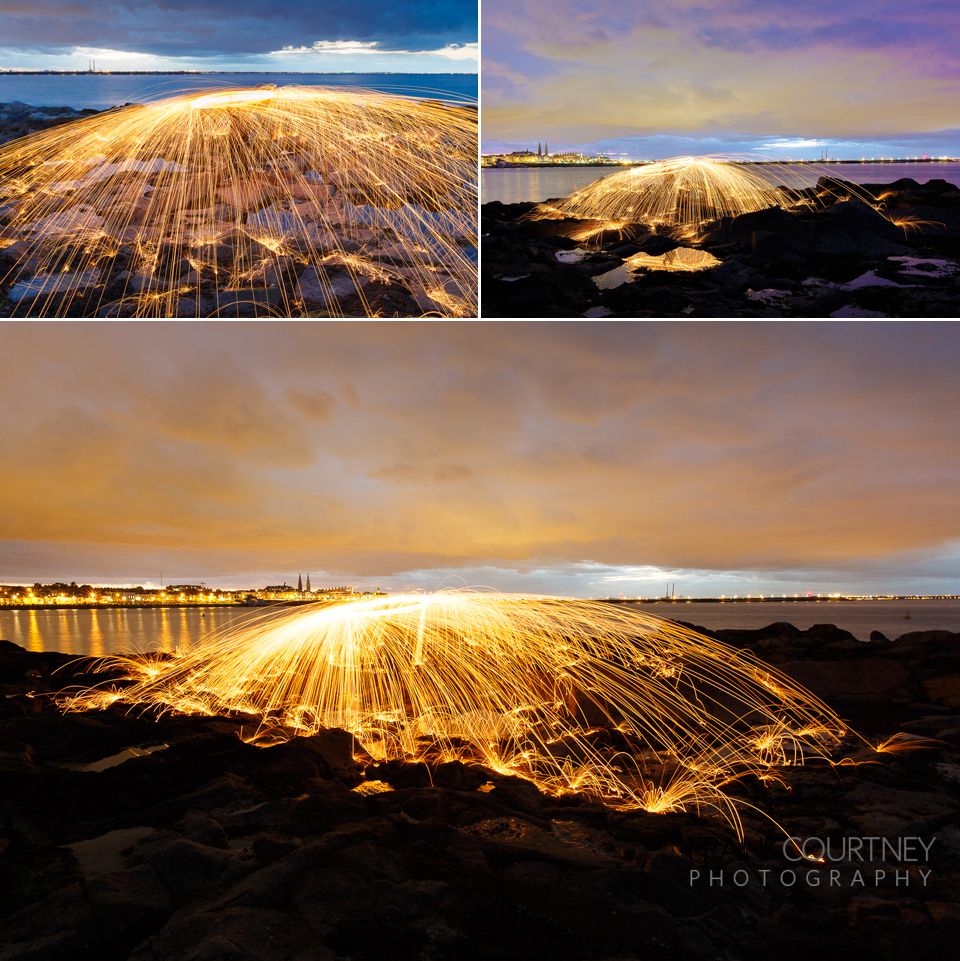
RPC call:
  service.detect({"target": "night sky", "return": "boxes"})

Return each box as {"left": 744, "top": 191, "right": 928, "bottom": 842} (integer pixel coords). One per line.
{"left": 483, "top": 0, "right": 960, "bottom": 159}
{"left": 1, "top": 323, "right": 957, "bottom": 596}
{"left": 0, "top": 1, "right": 477, "bottom": 72}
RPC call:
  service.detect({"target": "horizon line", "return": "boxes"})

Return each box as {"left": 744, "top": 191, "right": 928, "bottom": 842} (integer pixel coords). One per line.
{"left": 0, "top": 69, "right": 478, "bottom": 76}
{"left": 1, "top": 581, "right": 957, "bottom": 602}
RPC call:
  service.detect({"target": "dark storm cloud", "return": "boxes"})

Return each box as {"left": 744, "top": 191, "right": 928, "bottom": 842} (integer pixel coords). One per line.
{"left": 0, "top": 323, "right": 957, "bottom": 594}
{"left": 0, "top": 1, "right": 476, "bottom": 57}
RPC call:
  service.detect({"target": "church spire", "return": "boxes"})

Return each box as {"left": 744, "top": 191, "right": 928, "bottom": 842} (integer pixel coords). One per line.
{"left": 297, "top": 573, "right": 303, "bottom": 592}
{"left": 305, "top": 573, "right": 311, "bottom": 593}
{"left": 537, "top": 141, "right": 542, "bottom": 157}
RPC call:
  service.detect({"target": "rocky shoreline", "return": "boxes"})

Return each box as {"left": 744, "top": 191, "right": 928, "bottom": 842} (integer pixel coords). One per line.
{"left": 1, "top": 623, "right": 958, "bottom": 961}
{"left": 482, "top": 177, "right": 960, "bottom": 317}
{"left": 0, "top": 100, "right": 477, "bottom": 319}
{"left": 0, "top": 102, "right": 102, "bottom": 146}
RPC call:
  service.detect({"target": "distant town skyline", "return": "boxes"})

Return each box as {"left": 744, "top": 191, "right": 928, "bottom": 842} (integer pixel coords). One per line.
{"left": 0, "top": 1, "right": 477, "bottom": 74}
{"left": 483, "top": 0, "right": 960, "bottom": 159}
{"left": 1, "top": 324, "right": 957, "bottom": 597}
{"left": 2, "top": 579, "right": 956, "bottom": 604}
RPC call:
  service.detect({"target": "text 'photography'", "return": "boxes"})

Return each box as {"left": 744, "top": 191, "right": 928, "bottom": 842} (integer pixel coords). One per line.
{"left": 481, "top": 0, "right": 960, "bottom": 319}
{"left": 1, "top": 323, "right": 959, "bottom": 961}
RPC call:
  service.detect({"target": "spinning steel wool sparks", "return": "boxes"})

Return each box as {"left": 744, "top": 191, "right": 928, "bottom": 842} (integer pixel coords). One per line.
{"left": 540, "top": 156, "right": 861, "bottom": 240}
{"left": 0, "top": 85, "right": 477, "bottom": 317}
{"left": 64, "top": 592, "right": 861, "bottom": 834}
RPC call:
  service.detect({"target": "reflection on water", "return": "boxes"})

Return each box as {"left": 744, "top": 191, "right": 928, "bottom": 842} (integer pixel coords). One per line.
{"left": 1, "top": 600, "right": 958, "bottom": 653}
{"left": 483, "top": 163, "right": 960, "bottom": 205}
{"left": 593, "top": 247, "right": 723, "bottom": 288}
{"left": 60, "top": 742, "right": 169, "bottom": 772}
{"left": 1, "top": 607, "right": 267, "bottom": 655}
{"left": 626, "top": 248, "right": 722, "bottom": 272}
{"left": 483, "top": 167, "right": 618, "bottom": 205}
{"left": 635, "top": 600, "right": 960, "bottom": 641}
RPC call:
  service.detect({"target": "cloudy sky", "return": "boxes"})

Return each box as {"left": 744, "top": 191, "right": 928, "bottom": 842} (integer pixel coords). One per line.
{"left": 0, "top": 323, "right": 957, "bottom": 597}
{"left": 0, "top": 1, "right": 477, "bottom": 72}
{"left": 483, "top": 0, "right": 960, "bottom": 159}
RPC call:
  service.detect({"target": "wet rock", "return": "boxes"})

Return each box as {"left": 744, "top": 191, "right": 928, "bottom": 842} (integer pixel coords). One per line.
{"left": 481, "top": 175, "right": 960, "bottom": 317}
{"left": 141, "top": 837, "right": 247, "bottom": 905}
{"left": 464, "top": 816, "right": 610, "bottom": 869}
{"left": 844, "top": 783, "right": 958, "bottom": 834}
{"left": 130, "top": 906, "right": 321, "bottom": 961}
{"left": 0, "top": 102, "right": 98, "bottom": 146}
{"left": 779, "top": 659, "right": 911, "bottom": 699}
{"left": 275, "top": 780, "right": 367, "bottom": 835}
{"left": 251, "top": 834, "right": 299, "bottom": 866}
{"left": 2, "top": 631, "right": 959, "bottom": 961}
{"left": 922, "top": 674, "right": 960, "bottom": 708}
{"left": 298, "top": 265, "right": 369, "bottom": 306}
{"left": 174, "top": 811, "right": 229, "bottom": 849}
{"left": 85, "top": 861, "right": 173, "bottom": 923}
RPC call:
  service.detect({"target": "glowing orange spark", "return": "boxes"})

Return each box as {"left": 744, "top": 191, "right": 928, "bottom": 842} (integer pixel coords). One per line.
{"left": 189, "top": 89, "right": 279, "bottom": 110}
{"left": 0, "top": 85, "right": 477, "bottom": 317}
{"left": 535, "top": 156, "right": 889, "bottom": 241}
{"left": 59, "top": 592, "right": 866, "bottom": 837}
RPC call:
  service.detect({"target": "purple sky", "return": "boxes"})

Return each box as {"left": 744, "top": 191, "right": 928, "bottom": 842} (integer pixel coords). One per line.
{"left": 482, "top": 0, "right": 960, "bottom": 159}
{"left": 0, "top": 323, "right": 957, "bottom": 597}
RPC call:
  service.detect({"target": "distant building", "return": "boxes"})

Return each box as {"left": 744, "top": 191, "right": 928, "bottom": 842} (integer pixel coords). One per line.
{"left": 0, "top": 580, "right": 384, "bottom": 607}
{"left": 260, "top": 584, "right": 300, "bottom": 601}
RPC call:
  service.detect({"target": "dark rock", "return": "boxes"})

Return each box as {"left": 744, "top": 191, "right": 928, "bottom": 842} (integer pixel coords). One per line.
{"left": 779, "top": 659, "right": 911, "bottom": 699}
{"left": 252, "top": 833, "right": 299, "bottom": 865}
{"left": 465, "top": 816, "right": 611, "bottom": 869}
{"left": 921, "top": 674, "right": 960, "bottom": 708}
{"left": 174, "top": 810, "right": 229, "bottom": 848}
{"left": 2, "top": 631, "right": 960, "bottom": 961}
{"left": 482, "top": 172, "right": 960, "bottom": 317}
{"left": 275, "top": 780, "right": 367, "bottom": 835}
{"left": 129, "top": 906, "right": 315, "bottom": 961}
{"left": 142, "top": 836, "right": 246, "bottom": 905}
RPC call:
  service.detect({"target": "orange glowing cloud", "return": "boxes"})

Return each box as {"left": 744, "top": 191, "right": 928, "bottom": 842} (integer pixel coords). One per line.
{"left": 0, "top": 323, "right": 957, "bottom": 591}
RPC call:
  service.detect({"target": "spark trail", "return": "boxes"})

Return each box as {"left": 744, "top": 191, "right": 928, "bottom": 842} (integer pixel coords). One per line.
{"left": 0, "top": 86, "right": 477, "bottom": 317}
{"left": 63, "top": 592, "right": 865, "bottom": 835}
{"left": 539, "top": 156, "right": 873, "bottom": 240}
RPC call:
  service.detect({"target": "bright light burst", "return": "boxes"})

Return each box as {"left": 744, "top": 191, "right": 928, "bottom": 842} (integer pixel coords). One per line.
{"left": 0, "top": 85, "right": 477, "bottom": 317}
{"left": 63, "top": 591, "right": 858, "bottom": 834}
{"left": 542, "top": 156, "right": 853, "bottom": 239}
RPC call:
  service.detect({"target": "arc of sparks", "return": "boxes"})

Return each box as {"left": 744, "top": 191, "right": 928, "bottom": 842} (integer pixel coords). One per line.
{"left": 538, "top": 155, "right": 885, "bottom": 241}
{"left": 0, "top": 85, "right": 477, "bottom": 317}
{"left": 62, "top": 591, "right": 871, "bottom": 836}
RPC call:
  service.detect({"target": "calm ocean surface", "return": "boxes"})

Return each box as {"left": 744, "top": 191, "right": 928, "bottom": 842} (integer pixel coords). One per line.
{"left": 2, "top": 600, "right": 957, "bottom": 655}
{"left": 0, "top": 73, "right": 477, "bottom": 110}
{"left": 482, "top": 163, "right": 960, "bottom": 205}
